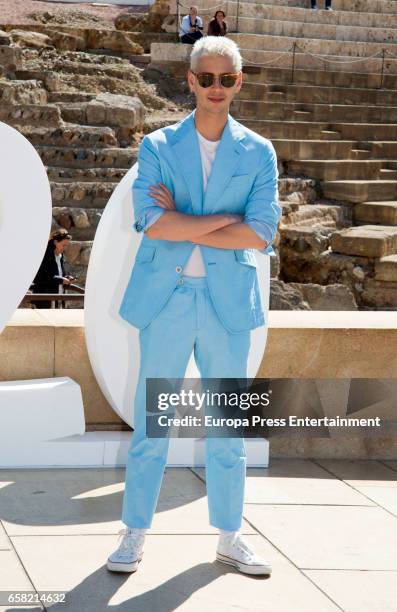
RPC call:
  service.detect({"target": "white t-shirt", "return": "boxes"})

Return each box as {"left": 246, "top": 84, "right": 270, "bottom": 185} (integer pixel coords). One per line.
{"left": 182, "top": 129, "right": 221, "bottom": 277}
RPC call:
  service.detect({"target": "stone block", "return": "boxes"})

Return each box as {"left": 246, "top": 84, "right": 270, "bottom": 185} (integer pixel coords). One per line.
{"left": 330, "top": 226, "right": 397, "bottom": 258}
{"left": 375, "top": 254, "right": 397, "bottom": 282}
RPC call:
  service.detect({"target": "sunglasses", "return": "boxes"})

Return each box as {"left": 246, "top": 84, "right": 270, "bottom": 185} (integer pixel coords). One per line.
{"left": 191, "top": 71, "right": 240, "bottom": 88}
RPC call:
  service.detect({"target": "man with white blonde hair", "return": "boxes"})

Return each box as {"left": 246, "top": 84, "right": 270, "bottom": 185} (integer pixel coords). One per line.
{"left": 107, "top": 36, "right": 281, "bottom": 577}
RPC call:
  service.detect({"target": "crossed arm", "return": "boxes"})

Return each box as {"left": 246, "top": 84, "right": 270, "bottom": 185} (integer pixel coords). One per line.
{"left": 132, "top": 135, "right": 281, "bottom": 251}
{"left": 145, "top": 184, "right": 267, "bottom": 249}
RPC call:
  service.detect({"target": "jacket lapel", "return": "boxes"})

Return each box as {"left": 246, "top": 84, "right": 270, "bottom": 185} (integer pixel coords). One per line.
{"left": 171, "top": 110, "right": 203, "bottom": 216}
{"left": 171, "top": 109, "right": 246, "bottom": 216}
{"left": 202, "top": 114, "right": 246, "bottom": 215}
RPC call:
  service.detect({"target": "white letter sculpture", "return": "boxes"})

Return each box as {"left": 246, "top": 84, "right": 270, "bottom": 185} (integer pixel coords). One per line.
{"left": 0, "top": 122, "right": 85, "bottom": 467}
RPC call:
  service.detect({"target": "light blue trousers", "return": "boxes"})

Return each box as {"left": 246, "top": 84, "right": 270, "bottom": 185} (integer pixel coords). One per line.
{"left": 122, "top": 275, "right": 251, "bottom": 531}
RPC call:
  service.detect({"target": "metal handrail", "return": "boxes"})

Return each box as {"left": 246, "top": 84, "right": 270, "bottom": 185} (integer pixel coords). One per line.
{"left": 21, "top": 283, "right": 85, "bottom": 307}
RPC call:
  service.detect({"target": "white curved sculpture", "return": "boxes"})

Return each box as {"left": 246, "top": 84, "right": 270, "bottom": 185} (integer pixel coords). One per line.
{"left": 0, "top": 122, "right": 86, "bottom": 466}
{"left": 84, "top": 161, "right": 270, "bottom": 428}
{"left": 0, "top": 122, "right": 52, "bottom": 334}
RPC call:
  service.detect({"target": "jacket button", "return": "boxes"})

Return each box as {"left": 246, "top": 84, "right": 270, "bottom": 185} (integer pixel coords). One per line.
{"left": 178, "top": 278, "right": 184, "bottom": 285}
{"left": 176, "top": 266, "right": 182, "bottom": 273}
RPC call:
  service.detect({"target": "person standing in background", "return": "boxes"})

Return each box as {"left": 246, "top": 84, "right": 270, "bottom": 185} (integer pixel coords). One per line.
{"left": 31, "top": 229, "right": 75, "bottom": 309}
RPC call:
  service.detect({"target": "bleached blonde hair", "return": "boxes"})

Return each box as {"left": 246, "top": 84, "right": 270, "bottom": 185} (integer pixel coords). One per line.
{"left": 190, "top": 36, "right": 242, "bottom": 73}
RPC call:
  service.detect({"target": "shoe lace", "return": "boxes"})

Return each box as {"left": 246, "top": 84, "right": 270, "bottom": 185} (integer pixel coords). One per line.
{"left": 116, "top": 528, "right": 145, "bottom": 557}
{"left": 231, "top": 535, "right": 254, "bottom": 559}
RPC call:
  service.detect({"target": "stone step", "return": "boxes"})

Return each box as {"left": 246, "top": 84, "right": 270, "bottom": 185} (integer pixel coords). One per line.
{"left": 0, "top": 23, "right": 176, "bottom": 55}
{"left": 14, "top": 67, "right": 139, "bottom": 102}
{"left": 47, "top": 166, "right": 128, "bottom": 182}
{"left": 350, "top": 148, "right": 372, "bottom": 159}
{"left": 48, "top": 92, "right": 96, "bottom": 104}
{"left": 239, "top": 119, "right": 343, "bottom": 139}
{"left": 0, "top": 45, "right": 22, "bottom": 72}
{"left": 323, "top": 179, "right": 397, "bottom": 203}
{"left": 240, "top": 49, "right": 397, "bottom": 76}
{"left": 0, "top": 79, "right": 47, "bottom": 104}
{"left": 361, "top": 277, "right": 397, "bottom": 308}
{"left": 152, "top": 40, "right": 397, "bottom": 75}
{"left": 283, "top": 202, "right": 345, "bottom": 227}
{"left": 127, "top": 52, "right": 151, "bottom": 67}
{"left": 229, "top": 15, "right": 397, "bottom": 44}
{"left": 232, "top": 99, "right": 397, "bottom": 122}
{"left": 272, "top": 139, "right": 397, "bottom": 160}
{"left": 155, "top": 54, "right": 397, "bottom": 89}
{"left": 35, "top": 145, "right": 136, "bottom": 168}
{"left": 241, "top": 64, "right": 397, "bottom": 89}
{"left": 330, "top": 225, "right": 397, "bottom": 257}
{"left": 354, "top": 201, "right": 397, "bottom": 224}
{"left": 51, "top": 181, "right": 117, "bottom": 209}
{"left": 52, "top": 207, "right": 102, "bottom": 241}
{"left": 279, "top": 223, "right": 335, "bottom": 257}
{"left": 168, "top": 0, "right": 397, "bottom": 15}
{"left": 264, "top": 91, "right": 286, "bottom": 101}
{"left": 223, "top": 1, "right": 397, "bottom": 29}
{"left": 0, "top": 103, "right": 62, "bottom": 127}
{"left": 239, "top": 81, "right": 397, "bottom": 105}
{"left": 278, "top": 176, "right": 317, "bottom": 200}
{"left": 21, "top": 124, "right": 119, "bottom": 148}
{"left": 20, "top": 57, "right": 140, "bottom": 81}
{"left": 287, "top": 159, "right": 390, "bottom": 180}
{"left": 52, "top": 99, "right": 145, "bottom": 137}
{"left": 241, "top": 118, "right": 397, "bottom": 141}
{"left": 379, "top": 168, "right": 397, "bottom": 179}
{"left": 222, "top": 0, "right": 397, "bottom": 14}
{"left": 374, "top": 253, "right": 397, "bottom": 281}
{"left": 170, "top": 0, "right": 397, "bottom": 32}
{"left": 152, "top": 42, "right": 397, "bottom": 76}
{"left": 329, "top": 123, "right": 397, "bottom": 140}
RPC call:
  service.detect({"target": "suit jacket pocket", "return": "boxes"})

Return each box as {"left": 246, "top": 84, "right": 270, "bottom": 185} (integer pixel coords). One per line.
{"left": 234, "top": 249, "right": 258, "bottom": 267}
{"left": 136, "top": 245, "right": 156, "bottom": 263}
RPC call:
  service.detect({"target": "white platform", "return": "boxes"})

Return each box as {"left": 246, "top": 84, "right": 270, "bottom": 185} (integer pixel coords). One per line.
{"left": 0, "top": 377, "right": 85, "bottom": 443}
{"left": 0, "top": 432, "right": 269, "bottom": 468}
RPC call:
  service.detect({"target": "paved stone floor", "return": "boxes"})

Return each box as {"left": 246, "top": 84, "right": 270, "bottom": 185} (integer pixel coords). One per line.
{"left": 0, "top": 459, "right": 396, "bottom": 611}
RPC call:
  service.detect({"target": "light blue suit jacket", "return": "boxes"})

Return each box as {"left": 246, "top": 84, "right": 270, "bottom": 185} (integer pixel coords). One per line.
{"left": 119, "top": 109, "right": 282, "bottom": 333}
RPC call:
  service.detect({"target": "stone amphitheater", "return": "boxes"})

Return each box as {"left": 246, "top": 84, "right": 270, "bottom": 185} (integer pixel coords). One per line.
{"left": 1, "top": 0, "right": 397, "bottom": 311}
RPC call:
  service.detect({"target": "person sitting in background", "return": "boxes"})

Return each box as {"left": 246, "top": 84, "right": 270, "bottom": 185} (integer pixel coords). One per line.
{"left": 31, "top": 229, "right": 75, "bottom": 309}
{"left": 179, "top": 5, "right": 204, "bottom": 44}
{"left": 207, "top": 10, "right": 228, "bottom": 37}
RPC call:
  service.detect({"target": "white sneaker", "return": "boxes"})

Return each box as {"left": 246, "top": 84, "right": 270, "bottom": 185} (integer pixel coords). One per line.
{"left": 107, "top": 527, "right": 146, "bottom": 573}
{"left": 216, "top": 533, "right": 272, "bottom": 575}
